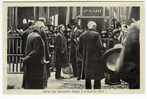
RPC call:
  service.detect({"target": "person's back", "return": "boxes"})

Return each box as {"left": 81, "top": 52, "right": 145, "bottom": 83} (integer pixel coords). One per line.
{"left": 55, "top": 25, "right": 67, "bottom": 79}
{"left": 22, "top": 21, "right": 48, "bottom": 89}
{"left": 79, "top": 21, "right": 104, "bottom": 89}
{"left": 25, "top": 32, "right": 41, "bottom": 56}
{"left": 80, "top": 30, "right": 102, "bottom": 62}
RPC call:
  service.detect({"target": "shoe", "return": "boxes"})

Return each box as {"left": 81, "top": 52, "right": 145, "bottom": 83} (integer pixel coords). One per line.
{"left": 56, "top": 76, "right": 65, "bottom": 79}
{"left": 77, "top": 77, "right": 81, "bottom": 80}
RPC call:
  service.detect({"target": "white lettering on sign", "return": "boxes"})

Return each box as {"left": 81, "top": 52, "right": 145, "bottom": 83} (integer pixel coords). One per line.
{"left": 83, "top": 7, "right": 103, "bottom": 16}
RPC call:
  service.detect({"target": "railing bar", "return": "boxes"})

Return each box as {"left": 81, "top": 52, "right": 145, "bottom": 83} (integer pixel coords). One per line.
{"left": 17, "top": 63, "right": 19, "bottom": 72}
{"left": 20, "top": 38, "right": 22, "bottom": 54}
{"left": 11, "top": 63, "right": 13, "bottom": 73}
{"left": 8, "top": 39, "right": 11, "bottom": 54}
{"left": 20, "top": 63, "right": 23, "bottom": 73}
{"left": 16, "top": 56, "right": 18, "bottom": 72}
{"left": 16, "top": 38, "right": 18, "bottom": 54}
{"left": 8, "top": 63, "right": 10, "bottom": 73}
{"left": 18, "top": 63, "right": 20, "bottom": 72}
{"left": 8, "top": 36, "right": 21, "bottom": 39}
{"left": 8, "top": 54, "right": 23, "bottom": 56}
{"left": 12, "top": 39, "right": 15, "bottom": 54}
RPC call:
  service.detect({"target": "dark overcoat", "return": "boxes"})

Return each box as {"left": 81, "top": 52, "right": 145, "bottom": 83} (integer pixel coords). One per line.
{"left": 79, "top": 29, "right": 104, "bottom": 80}
{"left": 22, "top": 29, "right": 48, "bottom": 89}
{"left": 21, "top": 26, "right": 34, "bottom": 54}
{"left": 55, "top": 32, "right": 67, "bottom": 66}
{"left": 70, "top": 34, "right": 78, "bottom": 64}
{"left": 118, "top": 25, "right": 140, "bottom": 85}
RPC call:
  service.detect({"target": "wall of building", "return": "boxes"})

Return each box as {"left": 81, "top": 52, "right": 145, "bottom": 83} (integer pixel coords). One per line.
{"left": 7, "top": 7, "right": 139, "bottom": 30}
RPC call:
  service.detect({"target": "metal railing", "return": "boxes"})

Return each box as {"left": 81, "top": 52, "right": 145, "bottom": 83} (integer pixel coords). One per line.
{"left": 7, "top": 33, "right": 56, "bottom": 74}
{"left": 7, "top": 34, "right": 23, "bottom": 73}
{"left": 7, "top": 32, "right": 111, "bottom": 74}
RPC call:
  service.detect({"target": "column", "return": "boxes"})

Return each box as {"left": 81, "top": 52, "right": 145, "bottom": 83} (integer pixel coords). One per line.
{"left": 55, "top": 14, "right": 58, "bottom": 26}
{"left": 15, "top": 7, "right": 18, "bottom": 28}
{"left": 47, "top": 7, "right": 50, "bottom": 21}
{"left": 72, "top": 7, "right": 77, "bottom": 19}
{"left": 66, "top": 7, "right": 70, "bottom": 25}
{"left": 33, "top": 7, "right": 36, "bottom": 20}
{"left": 80, "top": 7, "right": 83, "bottom": 16}
{"left": 39, "top": 7, "right": 43, "bottom": 17}
{"left": 8, "top": 7, "right": 13, "bottom": 28}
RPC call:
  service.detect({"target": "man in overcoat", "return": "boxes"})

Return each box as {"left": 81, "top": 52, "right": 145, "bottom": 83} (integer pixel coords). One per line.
{"left": 79, "top": 21, "right": 104, "bottom": 89}
{"left": 22, "top": 21, "right": 49, "bottom": 89}
{"left": 55, "top": 24, "right": 67, "bottom": 79}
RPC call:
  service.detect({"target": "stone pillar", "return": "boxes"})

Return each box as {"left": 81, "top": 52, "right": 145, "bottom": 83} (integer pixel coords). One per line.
{"left": 72, "top": 7, "right": 77, "bottom": 19}
{"left": 66, "top": 7, "right": 70, "bottom": 25}
{"left": 39, "top": 7, "right": 44, "bottom": 17}
{"left": 47, "top": 7, "right": 50, "bottom": 22}
{"left": 33, "top": 7, "right": 36, "bottom": 20}
{"left": 8, "top": 7, "right": 14, "bottom": 28}
{"left": 14, "top": 7, "right": 18, "bottom": 28}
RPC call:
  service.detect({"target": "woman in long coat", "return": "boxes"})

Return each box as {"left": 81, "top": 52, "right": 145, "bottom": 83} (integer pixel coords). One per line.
{"left": 79, "top": 21, "right": 104, "bottom": 89}
{"left": 22, "top": 21, "right": 48, "bottom": 89}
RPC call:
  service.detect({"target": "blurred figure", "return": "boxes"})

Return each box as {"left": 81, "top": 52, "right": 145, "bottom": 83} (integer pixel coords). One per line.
{"left": 40, "top": 26, "right": 51, "bottom": 77}
{"left": 21, "top": 20, "right": 35, "bottom": 54}
{"left": 22, "top": 21, "right": 49, "bottom": 89}
{"left": 112, "top": 21, "right": 122, "bottom": 45}
{"left": 70, "top": 26, "right": 79, "bottom": 77}
{"left": 79, "top": 21, "right": 104, "bottom": 89}
{"left": 22, "top": 18, "right": 29, "bottom": 30}
{"left": 117, "top": 21, "right": 140, "bottom": 89}
{"left": 118, "top": 24, "right": 128, "bottom": 45}
{"left": 55, "top": 24, "right": 67, "bottom": 79}
{"left": 39, "top": 17, "right": 46, "bottom": 25}
{"left": 75, "top": 26, "right": 84, "bottom": 80}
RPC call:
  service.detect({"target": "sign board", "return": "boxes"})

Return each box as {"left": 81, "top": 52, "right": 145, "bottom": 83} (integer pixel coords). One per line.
{"left": 82, "top": 7, "right": 103, "bottom": 16}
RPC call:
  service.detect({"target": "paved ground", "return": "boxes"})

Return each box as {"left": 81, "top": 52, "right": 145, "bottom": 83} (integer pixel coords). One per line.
{"left": 7, "top": 72, "right": 128, "bottom": 89}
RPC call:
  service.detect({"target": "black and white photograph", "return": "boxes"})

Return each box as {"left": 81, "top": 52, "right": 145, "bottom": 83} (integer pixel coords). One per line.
{"left": 2, "top": 0, "right": 144, "bottom": 94}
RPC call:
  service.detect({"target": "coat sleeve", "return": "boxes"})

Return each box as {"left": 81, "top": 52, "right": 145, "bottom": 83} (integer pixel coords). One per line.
{"left": 41, "top": 31, "right": 50, "bottom": 60}
{"left": 79, "top": 36, "right": 83, "bottom": 57}
{"left": 55, "top": 35, "right": 62, "bottom": 53}
{"left": 23, "top": 37, "right": 42, "bottom": 62}
{"left": 96, "top": 34, "right": 104, "bottom": 55}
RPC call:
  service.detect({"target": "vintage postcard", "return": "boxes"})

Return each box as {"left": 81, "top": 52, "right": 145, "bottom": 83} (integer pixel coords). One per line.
{"left": 2, "top": 0, "right": 145, "bottom": 94}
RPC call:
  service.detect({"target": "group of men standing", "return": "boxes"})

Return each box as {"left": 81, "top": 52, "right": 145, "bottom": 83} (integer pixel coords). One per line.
{"left": 55, "top": 21, "right": 105, "bottom": 89}
{"left": 20, "top": 18, "right": 104, "bottom": 89}
{"left": 20, "top": 16, "right": 140, "bottom": 89}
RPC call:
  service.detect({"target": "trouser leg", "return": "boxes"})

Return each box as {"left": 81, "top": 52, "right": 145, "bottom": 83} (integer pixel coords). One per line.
{"left": 72, "top": 62, "right": 77, "bottom": 77}
{"left": 85, "top": 79, "right": 92, "bottom": 89}
{"left": 55, "top": 64, "right": 61, "bottom": 78}
{"left": 24, "top": 78, "right": 44, "bottom": 89}
{"left": 129, "top": 81, "right": 140, "bottom": 89}
{"left": 77, "top": 62, "right": 82, "bottom": 80}
{"left": 94, "top": 79, "right": 101, "bottom": 89}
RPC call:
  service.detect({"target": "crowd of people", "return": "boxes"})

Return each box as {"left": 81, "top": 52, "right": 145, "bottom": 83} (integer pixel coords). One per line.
{"left": 8, "top": 17, "right": 140, "bottom": 89}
